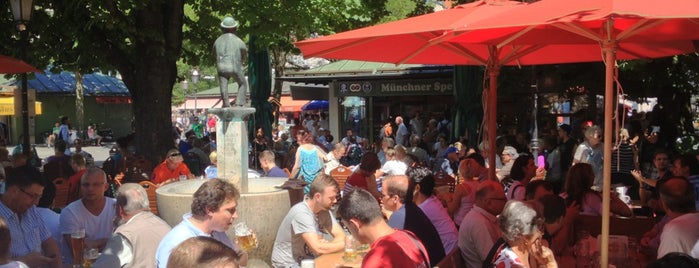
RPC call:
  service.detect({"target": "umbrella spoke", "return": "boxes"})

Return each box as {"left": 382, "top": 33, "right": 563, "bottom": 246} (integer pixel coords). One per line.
{"left": 616, "top": 19, "right": 662, "bottom": 41}
{"left": 397, "top": 30, "right": 455, "bottom": 64}
{"left": 554, "top": 22, "right": 602, "bottom": 42}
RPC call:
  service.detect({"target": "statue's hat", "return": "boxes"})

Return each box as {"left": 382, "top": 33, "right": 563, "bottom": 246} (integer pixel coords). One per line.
{"left": 220, "top": 17, "right": 239, "bottom": 29}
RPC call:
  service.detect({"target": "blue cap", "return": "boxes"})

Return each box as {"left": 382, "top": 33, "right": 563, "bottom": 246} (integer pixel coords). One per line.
{"left": 444, "top": 146, "right": 459, "bottom": 157}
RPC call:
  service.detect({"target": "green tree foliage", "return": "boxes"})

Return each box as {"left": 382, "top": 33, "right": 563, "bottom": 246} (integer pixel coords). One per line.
{"left": 3, "top": 0, "right": 186, "bottom": 162}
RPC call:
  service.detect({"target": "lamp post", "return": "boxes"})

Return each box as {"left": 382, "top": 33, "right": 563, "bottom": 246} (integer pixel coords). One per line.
{"left": 10, "top": 0, "right": 34, "bottom": 157}
{"left": 182, "top": 79, "right": 188, "bottom": 111}
{"left": 191, "top": 68, "right": 199, "bottom": 111}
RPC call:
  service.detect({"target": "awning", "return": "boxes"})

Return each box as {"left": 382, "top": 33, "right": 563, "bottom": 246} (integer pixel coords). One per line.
{"left": 174, "top": 98, "right": 224, "bottom": 110}
{"left": 173, "top": 95, "right": 305, "bottom": 112}
{"left": 278, "top": 96, "right": 306, "bottom": 113}
{"left": 95, "top": 96, "right": 132, "bottom": 104}
{"left": 290, "top": 84, "right": 328, "bottom": 100}
{"left": 0, "top": 97, "right": 42, "bottom": 115}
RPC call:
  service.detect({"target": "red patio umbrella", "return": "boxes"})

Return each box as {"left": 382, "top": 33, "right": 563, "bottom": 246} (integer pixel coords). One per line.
{"left": 0, "top": 55, "right": 41, "bottom": 74}
{"left": 297, "top": 0, "right": 528, "bottom": 180}
{"left": 296, "top": 0, "right": 524, "bottom": 65}
{"left": 450, "top": 0, "right": 699, "bottom": 265}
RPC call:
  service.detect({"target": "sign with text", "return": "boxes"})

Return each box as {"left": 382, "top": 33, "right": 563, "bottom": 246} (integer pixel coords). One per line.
{"left": 335, "top": 79, "right": 453, "bottom": 97}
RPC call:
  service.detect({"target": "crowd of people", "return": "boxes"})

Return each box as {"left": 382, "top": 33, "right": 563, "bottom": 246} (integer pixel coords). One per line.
{"left": 1, "top": 108, "right": 699, "bottom": 268}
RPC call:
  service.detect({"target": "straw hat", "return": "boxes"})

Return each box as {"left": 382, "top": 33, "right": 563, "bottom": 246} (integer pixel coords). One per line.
{"left": 220, "top": 17, "right": 239, "bottom": 29}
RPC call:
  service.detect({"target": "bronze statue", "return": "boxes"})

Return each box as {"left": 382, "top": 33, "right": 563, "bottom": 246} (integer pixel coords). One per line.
{"left": 213, "top": 17, "right": 248, "bottom": 107}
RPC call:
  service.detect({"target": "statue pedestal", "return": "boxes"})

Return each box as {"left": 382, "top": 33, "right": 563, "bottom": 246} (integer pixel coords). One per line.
{"left": 208, "top": 107, "right": 256, "bottom": 193}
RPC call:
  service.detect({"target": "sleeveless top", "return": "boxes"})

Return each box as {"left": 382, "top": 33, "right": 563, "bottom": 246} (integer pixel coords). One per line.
{"left": 298, "top": 146, "right": 323, "bottom": 193}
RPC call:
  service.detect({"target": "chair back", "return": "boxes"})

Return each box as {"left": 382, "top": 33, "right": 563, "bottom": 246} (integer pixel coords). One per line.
{"left": 43, "top": 159, "right": 74, "bottom": 182}
{"left": 139, "top": 181, "right": 159, "bottom": 215}
{"left": 330, "top": 166, "right": 352, "bottom": 191}
{"left": 434, "top": 171, "right": 456, "bottom": 192}
{"left": 183, "top": 152, "right": 203, "bottom": 176}
{"left": 52, "top": 178, "right": 71, "bottom": 209}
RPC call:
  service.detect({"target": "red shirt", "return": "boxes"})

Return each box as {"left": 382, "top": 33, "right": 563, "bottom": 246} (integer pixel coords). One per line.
{"left": 346, "top": 170, "right": 370, "bottom": 190}
{"left": 151, "top": 161, "right": 191, "bottom": 184}
{"left": 362, "top": 230, "right": 430, "bottom": 268}
{"left": 67, "top": 169, "right": 87, "bottom": 203}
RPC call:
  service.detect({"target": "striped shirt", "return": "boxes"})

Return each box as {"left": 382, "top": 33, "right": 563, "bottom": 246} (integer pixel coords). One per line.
{"left": 0, "top": 201, "right": 51, "bottom": 258}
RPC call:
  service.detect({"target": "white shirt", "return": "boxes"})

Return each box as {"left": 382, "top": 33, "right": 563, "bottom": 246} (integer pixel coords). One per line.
{"left": 658, "top": 212, "right": 699, "bottom": 258}
{"left": 59, "top": 198, "right": 117, "bottom": 264}
{"left": 380, "top": 160, "right": 408, "bottom": 176}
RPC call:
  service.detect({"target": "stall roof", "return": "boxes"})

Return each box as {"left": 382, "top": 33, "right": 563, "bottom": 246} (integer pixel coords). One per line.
{"left": 280, "top": 60, "right": 454, "bottom": 84}
{"left": 16, "top": 71, "right": 130, "bottom": 96}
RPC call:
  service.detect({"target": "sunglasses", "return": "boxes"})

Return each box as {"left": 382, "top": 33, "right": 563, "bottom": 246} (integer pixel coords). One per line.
{"left": 168, "top": 153, "right": 181, "bottom": 158}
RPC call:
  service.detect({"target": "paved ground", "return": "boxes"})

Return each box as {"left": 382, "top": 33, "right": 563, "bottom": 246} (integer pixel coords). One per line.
{"left": 9, "top": 143, "right": 116, "bottom": 168}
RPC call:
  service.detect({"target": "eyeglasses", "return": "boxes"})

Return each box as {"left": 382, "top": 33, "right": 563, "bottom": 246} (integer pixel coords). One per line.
{"left": 168, "top": 153, "right": 181, "bottom": 158}
{"left": 19, "top": 188, "right": 42, "bottom": 200}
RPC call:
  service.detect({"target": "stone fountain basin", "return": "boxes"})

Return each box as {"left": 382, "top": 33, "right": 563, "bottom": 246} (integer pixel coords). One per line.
{"left": 156, "top": 177, "right": 292, "bottom": 267}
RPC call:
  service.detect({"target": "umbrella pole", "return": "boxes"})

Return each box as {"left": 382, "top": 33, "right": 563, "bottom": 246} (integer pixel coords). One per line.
{"left": 600, "top": 25, "right": 617, "bottom": 268}
{"left": 487, "top": 65, "right": 500, "bottom": 181}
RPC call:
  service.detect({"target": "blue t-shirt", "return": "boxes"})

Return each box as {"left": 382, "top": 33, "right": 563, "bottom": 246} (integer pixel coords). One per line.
{"left": 155, "top": 213, "right": 242, "bottom": 268}
{"left": 265, "top": 167, "right": 288, "bottom": 178}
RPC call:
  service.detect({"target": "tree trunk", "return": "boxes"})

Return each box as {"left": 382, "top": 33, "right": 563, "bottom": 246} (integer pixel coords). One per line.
{"left": 75, "top": 71, "right": 84, "bottom": 135}
{"left": 111, "top": 1, "right": 184, "bottom": 164}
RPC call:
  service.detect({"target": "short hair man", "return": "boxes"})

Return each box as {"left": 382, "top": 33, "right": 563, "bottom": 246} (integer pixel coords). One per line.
{"left": 408, "top": 167, "right": 459, "bottom": 254}
{"left": 669, "top": 154, "right": 699, "bottom": 210}
{"left": 0, "top": 166, "right": 61, "bottom": 267}
{"left": 93, "top": 183, "right": 172, "bottom": 268}
{"left": 458, "top": 180, "right": 507, "bottom": 267}
{"left": 271, "top": 174, "right": 345, "bottom": 267}
{"left": 338, "top": 188, "right": 430, "bottom": 267}
{"left": 259, "top": 150, "right": 287, "bottom": 177}
{"left": 59, "top": 167, "right": 117, "bottom": 264}
{"left": 72, "top": 138, "right": 94, "bottom": 166}
{"left": 151, "top": 149, "right": 193, "bottom": 185}
{"left": 395, "top": 116, "right": 409, "bottom": 147}
{"left": 657, "top": 176, "right": 699, "bottom": 258}
{"left": 167, "top": 236, "right": 240, "bottom": 268}
{"left": 382, "top": 175, "right": 445, "bottom": 264}
{"left": 155, "top": 179, "right": 247, "bottom": 268}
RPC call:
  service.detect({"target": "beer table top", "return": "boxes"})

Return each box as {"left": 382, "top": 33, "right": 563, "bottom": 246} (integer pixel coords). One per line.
{"left": 314, "top": 251, "right": 364, "bottom": 268}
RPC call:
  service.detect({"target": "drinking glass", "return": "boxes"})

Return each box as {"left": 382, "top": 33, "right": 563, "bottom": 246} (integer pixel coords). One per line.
{"left": 70, "top": 229, "right": 86, "bottom": 268}
{"left": 83, "top": 248, "right": 99, "bottom": 268}
{"left": 343, "top": 235, "right": 358, "bottom": 262}
{"left": 234, "top": 222, "right": 257, "bottom": 251}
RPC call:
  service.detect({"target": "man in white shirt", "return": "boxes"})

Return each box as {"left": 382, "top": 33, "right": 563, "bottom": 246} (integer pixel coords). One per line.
{"left": 657, "top": 176, "right": 699, "bottom": 258}
{"left": 59, "top": 167, "right": 117, "bottom": 264}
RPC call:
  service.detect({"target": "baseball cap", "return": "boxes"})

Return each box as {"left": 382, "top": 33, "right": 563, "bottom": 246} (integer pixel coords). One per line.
{"left": 444, "top": 146, "right": 459, "bottom": 158}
